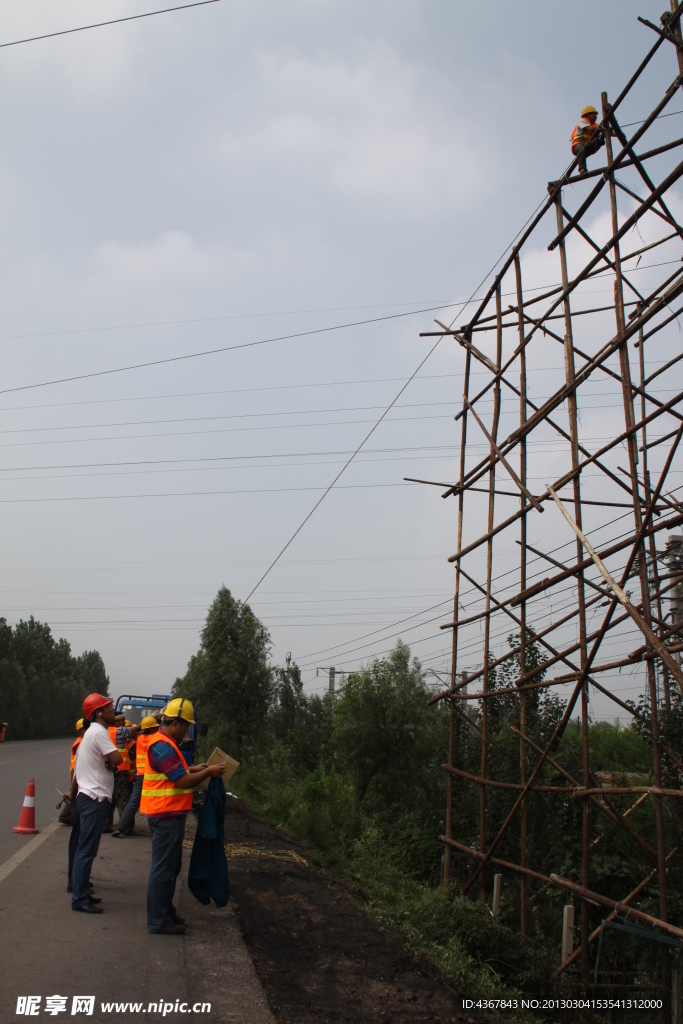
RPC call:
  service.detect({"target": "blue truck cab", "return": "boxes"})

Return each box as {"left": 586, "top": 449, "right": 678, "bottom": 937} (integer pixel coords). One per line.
{"left": 114, "top": 693, "right": 207, "bottom": 767}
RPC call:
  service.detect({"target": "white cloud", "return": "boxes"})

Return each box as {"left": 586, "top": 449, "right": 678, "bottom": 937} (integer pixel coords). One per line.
{"left": 215, "top": 43, "right": 489, "bottom": 220}
{"left": 2, "top": 0, "right": 150, "bottom": 94}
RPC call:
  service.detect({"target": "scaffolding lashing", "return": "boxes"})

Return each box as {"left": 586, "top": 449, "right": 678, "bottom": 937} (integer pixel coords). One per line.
{"left": 423, "top": 2, "right": 683, "bottom": 1009}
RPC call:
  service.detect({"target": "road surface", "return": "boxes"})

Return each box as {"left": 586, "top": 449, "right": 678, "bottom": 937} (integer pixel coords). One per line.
{"left": 0, "top": 738, "right": 72, "bottom": 864}
{"left": 0, "top": 738, "right": 275, "bottom": 1023}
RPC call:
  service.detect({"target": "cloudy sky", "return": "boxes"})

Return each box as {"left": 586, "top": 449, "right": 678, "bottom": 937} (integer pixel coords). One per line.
{"left": 0, "top": 0, "right": 680, "bottom": 720}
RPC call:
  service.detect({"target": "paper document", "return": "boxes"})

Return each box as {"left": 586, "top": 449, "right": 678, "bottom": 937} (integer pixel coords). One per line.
{"left": 200, "top": 746, "right": 239, "bottom": 790}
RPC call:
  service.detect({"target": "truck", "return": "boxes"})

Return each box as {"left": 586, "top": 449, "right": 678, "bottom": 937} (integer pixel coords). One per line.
{"left": 114, "top": 693, "right": 208, "bottom": 766}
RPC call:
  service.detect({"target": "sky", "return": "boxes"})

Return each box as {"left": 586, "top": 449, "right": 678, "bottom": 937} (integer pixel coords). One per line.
{"left": 0, "top": 0, "right": 681, "bottom": 721}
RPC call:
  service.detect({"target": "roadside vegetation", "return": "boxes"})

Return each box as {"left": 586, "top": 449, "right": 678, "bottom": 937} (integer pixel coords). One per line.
{"left": 178, "top": 586, "right": 683, "bottom": 1016}
{"left": 0, "top": 617, "right": 109, "bottom": 740}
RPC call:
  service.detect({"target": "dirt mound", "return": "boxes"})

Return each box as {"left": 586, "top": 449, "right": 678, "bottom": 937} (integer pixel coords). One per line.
{"left": 225, "top": 803, "right": 487, "bottom": 1024}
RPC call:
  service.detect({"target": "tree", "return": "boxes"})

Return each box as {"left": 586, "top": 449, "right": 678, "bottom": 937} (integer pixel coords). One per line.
{"left": 0, "top": 617, "right": 110, "bottom": 740}
{"left": 76, "top": 650, "right": 110, "bottom": 696}
{"left": 175, "top": 586, "right": 273, "bottom": 758}
{"left": 333, "top": 641, "right": 446, "bottom": 807}
{"left": 272, "top": 660, "right": 329, "bottom": 774}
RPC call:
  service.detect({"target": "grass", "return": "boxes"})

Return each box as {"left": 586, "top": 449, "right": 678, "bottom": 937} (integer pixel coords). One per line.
{"left": 233, "top": 765, "right": 558, "bottom": 1024}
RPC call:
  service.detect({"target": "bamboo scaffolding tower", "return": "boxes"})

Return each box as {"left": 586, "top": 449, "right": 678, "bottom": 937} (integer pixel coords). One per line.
{"left": 423, "top": 3, "right": 683, "bottom": 1004}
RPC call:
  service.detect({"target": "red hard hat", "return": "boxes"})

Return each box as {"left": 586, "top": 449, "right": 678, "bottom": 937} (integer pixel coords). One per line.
{"left": 83, "top": 693, "right": 113, "bottom": 719}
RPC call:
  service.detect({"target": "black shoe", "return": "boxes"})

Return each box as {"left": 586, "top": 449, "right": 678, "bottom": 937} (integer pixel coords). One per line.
{"left": 173, "top": 915, "right": 185, "bottom": 926}
{"left": 73, "top": 902, "right": 103, "bottom": 914}
{"left": 154, "top": 923, "right": 185, "bottom": 935}
{"left": 88, "top": 895, "right": 103, "bottom": 904}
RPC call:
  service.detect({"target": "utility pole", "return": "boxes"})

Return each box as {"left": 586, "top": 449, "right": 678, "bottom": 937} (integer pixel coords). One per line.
{"left": 316, "top": 666, "right": 336, "bottom": 714}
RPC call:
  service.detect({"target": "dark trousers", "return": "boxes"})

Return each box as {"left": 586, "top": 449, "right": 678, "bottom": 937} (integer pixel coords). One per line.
{"left": 576, "top": 137, "right": 603, "bottom": 174}
{"left": 71, "top": 793, "right": 111, "bottom": 908}
{"left": 104, "top": 772, "right": 133, "bottom": 829}
{"left": 116, "top": 774, "right": 143, "bottom": 833}
{"left": 147, "top": 815, "right": 187, "bottom": 932}
{"left": 67, "top": 795, "right": 80, "bottom": 888}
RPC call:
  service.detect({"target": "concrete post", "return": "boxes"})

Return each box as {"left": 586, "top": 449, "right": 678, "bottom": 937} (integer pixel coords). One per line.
{"left": 492, "top": 873, "right": 502, "bottom": 917}
{"left": 561, "top": 905, "right": 575, "bottom": 964}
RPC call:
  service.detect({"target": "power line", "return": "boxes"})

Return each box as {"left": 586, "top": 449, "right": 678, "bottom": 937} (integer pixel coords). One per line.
{"left": 0, "top": 443, "right": 459, "bottom": 474}
{"left": 0, "top": 0, "right": 222, "bottom": 50}
{"left": 0, "top": 481, "right": 418, "bottom": 504}
{"left": 4, "top": 392, "right": 678, "bottom": 437}
{"left": 0, "top": 412, "right": 456, "bottom": 449}
{"left": 0, "top": 300, "right": 459, "bottom": 343}
{"left": 0, "top": 302, "right": 461, "bottom": 399}
{"left": 0, "top": 399, "right": 461, "bottom": 436}
{"left": 2, "top": 254, "right": 678, "bottom": 400}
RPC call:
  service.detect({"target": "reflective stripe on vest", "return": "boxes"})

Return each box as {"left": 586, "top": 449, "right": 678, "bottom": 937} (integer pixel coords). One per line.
{"left": 107, "top": 726, "right": 131, "bottom": 773}
{"left": 70, "top": 737, "right": 82, "bottom": 773}
{"left": 139, "top": 733, "right": 192, "bottom": 816}
{"left": 135, "top": 731, "right": 158, "bottom": 774}
{"left": 571, "top": 119, "right": 599, "bottom": 154}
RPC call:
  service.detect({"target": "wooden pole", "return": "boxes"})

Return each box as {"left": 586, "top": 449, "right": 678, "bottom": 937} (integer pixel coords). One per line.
{"left": 444, "top": 345, "right": 472, "bottom": 885}
{"left": 638, "top": 317, "right": 672, "bottom": 712}
{"left": 479, "top": 286, "right": 503, "bottom": 903}
{"left": 554, "top": 191, "right": 590, "bottom": 985}
{"left": 603, "top": 86, "right": 671, "bottom": 1014}
{"left": 553, "top": 849, "right": 677, "bottom": 978}
{"left": 514, "top": 252, "right": 528, "bottom": 937}
{"left": 443, "top": 836, "right": 683, "bottom": 942}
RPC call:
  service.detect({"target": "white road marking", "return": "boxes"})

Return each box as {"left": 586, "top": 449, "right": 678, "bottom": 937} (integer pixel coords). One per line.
{"left": 0, "top": 819, "right": 60, "bottom": 886}
{"left": 0, "top": 760, "right": 15, "bottom": 765}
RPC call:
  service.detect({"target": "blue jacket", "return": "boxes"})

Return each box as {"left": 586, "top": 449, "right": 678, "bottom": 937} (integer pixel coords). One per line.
{"left": 188, "top": 778, "right": 230, "bottom": 908}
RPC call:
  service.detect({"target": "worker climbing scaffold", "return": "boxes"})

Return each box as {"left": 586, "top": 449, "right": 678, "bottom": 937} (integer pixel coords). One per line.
{"left": 570, "top": 103, "right": 605, "bottom": 174}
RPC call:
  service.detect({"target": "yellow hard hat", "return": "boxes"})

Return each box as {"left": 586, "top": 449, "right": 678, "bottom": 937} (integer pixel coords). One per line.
{"left": 140, "top": 715, "right": 159, "bottom": 731}
{"left": 581, "top": 104, "right": 598, "bottom": 117}
{"left": 163, "top": 697, "right": 195, "bottom": 723}
{"left": 124, "top": 719, "right": 132, "bottom": 727}
{"left": 76, "top": 718, "right": 84, "bottom": 731}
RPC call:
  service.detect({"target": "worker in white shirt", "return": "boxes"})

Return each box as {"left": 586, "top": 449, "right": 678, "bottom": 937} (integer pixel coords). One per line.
{"left": 68, "top": 693, "right": 122, "bottom": 914}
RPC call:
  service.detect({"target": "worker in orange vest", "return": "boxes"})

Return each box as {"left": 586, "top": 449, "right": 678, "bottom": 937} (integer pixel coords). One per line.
{"left": 103, "top": 714, "right": 141, "bottom": 833}
{"left": 70, "top": 719, "right": 84, "bottom": 780}
{"left": 571, "top": 104, "right": 604, "bottom": 175}
{"left": 141, "top": 698, "right": 225, "bottom": 934}
{"left": 112, "top": 715, "right": 160, "bottom": 837}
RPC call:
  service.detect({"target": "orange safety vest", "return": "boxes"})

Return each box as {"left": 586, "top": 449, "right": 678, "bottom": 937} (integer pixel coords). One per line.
{"left": 135, "top": 730, "right": 158, "bottom": 774}
{"left": 108, "top": 725, "right": 131, "bottom": 774}
{"left": 140, "top": 732, "right": 192, "bottom": 817}
{"left": 571, "top": 118, "right": 600, "bottom": 154}
{"left": 70, "top": 736, "right": 82, "bottom": 775}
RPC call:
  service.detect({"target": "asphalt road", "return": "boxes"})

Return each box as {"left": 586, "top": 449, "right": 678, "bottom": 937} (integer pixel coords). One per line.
{"left": 0, "top": 739, "right": 275, "bottom": 1024}
{"left": 0, "top": 737, "right": 73, "bottom": 864}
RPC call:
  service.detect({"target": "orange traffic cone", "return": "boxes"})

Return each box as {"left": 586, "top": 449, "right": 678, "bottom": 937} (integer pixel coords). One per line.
{"left": 14, "top": 778, "right": 39, "bottom": 834}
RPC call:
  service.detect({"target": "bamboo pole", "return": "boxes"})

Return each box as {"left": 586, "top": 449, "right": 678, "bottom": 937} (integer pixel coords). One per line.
{"left": 553, "top": 849, "right": 677, "bottom": 978}
{"left": 510, "top": 726, "right": 657, "bottom": 866}
{"left": 444, "top": 345, "right": 472, "bottom": 885}
{"left": 462, "top": 439, "right": 673, "bottom": 897}
{"left": 478, "top": 286, "right": 503, "bottom": 903}
{"left": 442, "top": 837, "right": 683, "bottom": 943}
{"left": 553, "top": 190, "right": 590, "bottom": 983}
{"left": 605, "top": 82, "right": 673, "bottom": 1016}
{"left": 637, "top": 313, "right": 672, "bottom": 712}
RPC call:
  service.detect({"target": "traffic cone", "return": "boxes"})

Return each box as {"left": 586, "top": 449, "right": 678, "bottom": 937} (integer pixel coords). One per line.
{"left": 14, "top": 779, "right": 39, "bottom": 834}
